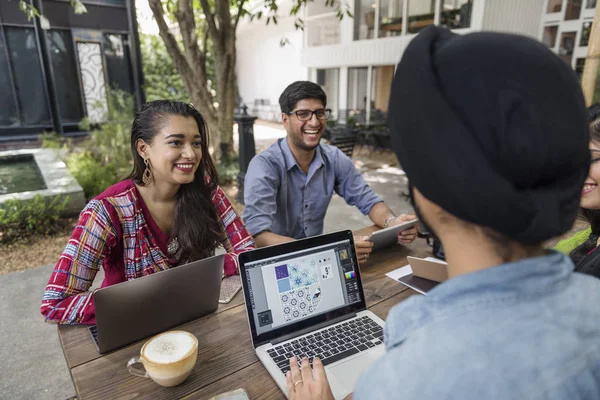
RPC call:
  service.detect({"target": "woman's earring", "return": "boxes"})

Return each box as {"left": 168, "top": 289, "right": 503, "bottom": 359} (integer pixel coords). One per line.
{"left": 142, "top": 158, "right": 153, "bottom": 185}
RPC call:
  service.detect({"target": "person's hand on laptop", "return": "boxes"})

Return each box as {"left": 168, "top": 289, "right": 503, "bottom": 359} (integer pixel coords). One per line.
{"left": 286, "top": 356, "right": 334, "bottom": 400}
{"left": 354, "top": 236, "right": 373, "bottom": 264}
{"left": 390, "top": 213, "right": 419, "bottom": 244}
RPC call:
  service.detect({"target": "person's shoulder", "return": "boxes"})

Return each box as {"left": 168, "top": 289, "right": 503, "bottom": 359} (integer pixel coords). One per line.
{"left": 94, "top": 179, "right": 135, "bottom": 201}
{"left": 319, "top": 142, "right": 345, "bottom": 157}
{"left": 92, "top": 180, "right": 138, "bottom": 218}
{"left": 248, "top": 141, "right": 285, "bottom": 173}
{"left": 319, "top": 142, "right": 353, "bottom": 166}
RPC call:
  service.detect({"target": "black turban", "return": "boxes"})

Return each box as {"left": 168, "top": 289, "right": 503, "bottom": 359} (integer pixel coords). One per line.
{"left": 389, "top": 26, "right": 590, "bottom": 244}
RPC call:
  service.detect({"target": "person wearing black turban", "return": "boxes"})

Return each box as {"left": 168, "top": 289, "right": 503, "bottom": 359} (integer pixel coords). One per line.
{"left": 285, "top": 26, "right": 600, "bottom": 400}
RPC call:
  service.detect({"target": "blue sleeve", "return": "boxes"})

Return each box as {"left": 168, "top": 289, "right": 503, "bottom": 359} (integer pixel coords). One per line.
{"left": 242, "top": 155, "right": 279, "bottom": 237}
{"left": 333, "top": 149, "right": 383, "bottom": 215}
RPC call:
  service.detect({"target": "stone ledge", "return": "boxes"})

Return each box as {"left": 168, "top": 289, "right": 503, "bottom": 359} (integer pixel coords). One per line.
{"left": 0, "top": 149, "right": 86, "bottom": 216}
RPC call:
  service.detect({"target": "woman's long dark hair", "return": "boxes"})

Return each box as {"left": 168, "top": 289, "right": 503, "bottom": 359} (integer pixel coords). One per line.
{"left": 569, "top": 103, "right": 600, "bottom": 265}
{"left": 129, "top": 100, "right": 222, "bottom": 262}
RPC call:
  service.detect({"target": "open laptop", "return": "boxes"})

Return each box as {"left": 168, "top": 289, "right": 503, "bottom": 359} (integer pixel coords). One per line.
{"left": 239, "top": 230, "right": 386, "bottom": 399}
{"left": 89, "top": 254, "right": 224, "bottom": 354}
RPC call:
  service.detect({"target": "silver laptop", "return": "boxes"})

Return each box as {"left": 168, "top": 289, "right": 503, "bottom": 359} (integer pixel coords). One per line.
{"left": 89, "top": 254, "right": 224, "bottom": 354}
{"left": 239, "top": 230, "right": 386, "bottom": 399}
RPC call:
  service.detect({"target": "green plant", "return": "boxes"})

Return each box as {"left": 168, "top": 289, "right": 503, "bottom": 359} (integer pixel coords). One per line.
{"left": 40, "top": 132, "right": 62, "bottom": 149}
{"left": 141, "top": 34, "right": 191, "bottom": 103}
{"left": 63, "top": 89, "right": 134, "bottom": 199}
{"left": 215, "top": 157, "right": 240, "bottom": 185}
{"left": 67, "top": 151, "right": 118, "bottom": 200}
{"left": 0, "top": 194, "right": 69, "bottom": 243}
{"left": 82, "top": 88, "right": 136, "bottom": 180}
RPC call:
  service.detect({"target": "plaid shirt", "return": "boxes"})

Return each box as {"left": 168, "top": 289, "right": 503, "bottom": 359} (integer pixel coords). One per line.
{"left": 41, "top": 180, "right": 254, "bottom": 325}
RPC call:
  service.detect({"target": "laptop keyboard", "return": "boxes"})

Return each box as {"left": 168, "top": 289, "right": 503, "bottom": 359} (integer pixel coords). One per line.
{"left": 266, "top": 316, "right": 384, "bottom": 375}
{"left": 88, "top": 325, "right": 99, "bottom": 347}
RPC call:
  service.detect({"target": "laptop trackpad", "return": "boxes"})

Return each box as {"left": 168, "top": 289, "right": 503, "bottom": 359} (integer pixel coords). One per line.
{"left": 328, "top": 351, "right": 381, "bottom": 397}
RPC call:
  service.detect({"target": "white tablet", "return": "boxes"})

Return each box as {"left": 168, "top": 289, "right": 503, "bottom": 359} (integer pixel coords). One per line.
{"left": 368, "top": 218, "right": 419, "bottom": 250}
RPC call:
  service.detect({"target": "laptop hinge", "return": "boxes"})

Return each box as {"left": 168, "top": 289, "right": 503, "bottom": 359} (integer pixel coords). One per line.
{"left": 271, "top": 313, "right": 357, "bottom": 346}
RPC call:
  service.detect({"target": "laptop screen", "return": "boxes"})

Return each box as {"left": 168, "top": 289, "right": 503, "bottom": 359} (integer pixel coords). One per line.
{"left": 240, "top": 231, "right": 367, "bottom": 347}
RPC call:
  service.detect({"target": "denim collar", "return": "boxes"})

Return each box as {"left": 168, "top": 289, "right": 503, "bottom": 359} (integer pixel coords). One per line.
{"left": 384, "top": 251, "right": 575, "bottom": 349}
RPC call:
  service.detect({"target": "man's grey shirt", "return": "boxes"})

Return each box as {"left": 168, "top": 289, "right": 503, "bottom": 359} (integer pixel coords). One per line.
{"left": 242, "top": 138, "right": 382, "bottom": 238}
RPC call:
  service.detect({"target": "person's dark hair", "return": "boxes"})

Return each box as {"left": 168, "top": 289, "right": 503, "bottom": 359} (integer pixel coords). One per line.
{"left": 570, "top": 103, "right": 600, "bottom": 265}
{"left": 129, "top": 100, "right": 221, "bottom": 262}
{"left": 279, "top": 81, "right": 327, "bottom": 114}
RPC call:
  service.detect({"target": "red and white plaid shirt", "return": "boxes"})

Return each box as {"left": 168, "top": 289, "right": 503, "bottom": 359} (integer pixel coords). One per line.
{"left": 41, "top": 180, "right": 254, "bottom": 325}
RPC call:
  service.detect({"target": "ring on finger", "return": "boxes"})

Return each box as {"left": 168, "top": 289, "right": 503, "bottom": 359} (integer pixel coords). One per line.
{"left": 294, "top": 380, "right": 303, "bottom": 389}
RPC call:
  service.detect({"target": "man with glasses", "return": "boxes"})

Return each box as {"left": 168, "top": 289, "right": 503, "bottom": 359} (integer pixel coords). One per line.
{"left": 242, "top": 81, "right": 417, "bottom": 261}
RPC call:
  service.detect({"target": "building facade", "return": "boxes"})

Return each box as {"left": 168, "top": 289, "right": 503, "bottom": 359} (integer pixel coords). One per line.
{"left": 541, "top": 0, "right": 597, "bottom": 78}
{"left": 236, "top": 0, "right": 579, "bottom": 124}
{"left": 0, "top": 0, "right": 144, "bottom": 142}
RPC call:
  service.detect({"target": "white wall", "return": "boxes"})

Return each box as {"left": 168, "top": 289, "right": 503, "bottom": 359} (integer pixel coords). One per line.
{"left": 482, "top": 0, "right": 545, "bottom": 38}
{"left": 236, "top": 14, "right": 308, "bottom": 118}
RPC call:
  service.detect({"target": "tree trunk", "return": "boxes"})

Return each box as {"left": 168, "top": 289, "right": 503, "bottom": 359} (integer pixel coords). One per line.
{"left": 149, "top": 0, "right": 239, "bottom": 160}
{"left": 582, "top": 2, "right": 600, "bottom": 106}
{"left": 214, "top": 38, "right": 237, "bottom": 160}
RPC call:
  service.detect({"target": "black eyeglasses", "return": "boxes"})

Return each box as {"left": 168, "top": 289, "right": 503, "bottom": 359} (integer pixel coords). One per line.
{"left": 288, "top": 109, "right": 331, "bottom": 121}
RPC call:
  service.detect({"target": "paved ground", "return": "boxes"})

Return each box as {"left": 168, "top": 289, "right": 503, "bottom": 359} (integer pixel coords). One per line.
{"left": 0, "top": 123, "right": 411, "bottom": 400}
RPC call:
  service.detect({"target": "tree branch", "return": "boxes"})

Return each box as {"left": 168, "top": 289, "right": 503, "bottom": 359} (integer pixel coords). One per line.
{"left": 214, "top": 0, "right": 232, "bottom": 48}
{"left": 175, "top": 0, "right": 205, "bottom": 77}
{"left": 198, "top": 0, "right": 221, "bottom": 47}
{"left": 234, "top": 0, "right": 247, "bottom": 30}
{"left": 149, "top": 0, "right": 216, "bottom": 117}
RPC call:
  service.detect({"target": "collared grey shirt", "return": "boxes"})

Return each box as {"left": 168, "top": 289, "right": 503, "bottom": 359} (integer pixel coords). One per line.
{"left": 242, "top": 138, "right": 383, "bottom": 239}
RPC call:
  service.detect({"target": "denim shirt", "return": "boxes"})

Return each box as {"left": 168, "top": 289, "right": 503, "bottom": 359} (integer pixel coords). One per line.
{"left": 355, "top": 252, "right": 600, "bottom": 400}
{"left": 242, "top": 138, "right": 382, "bottom": 238}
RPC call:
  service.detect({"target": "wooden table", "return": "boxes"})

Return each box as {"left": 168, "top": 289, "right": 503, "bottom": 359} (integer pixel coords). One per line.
{"left": 58, "top": 229, "right": 431, "bottom": 400}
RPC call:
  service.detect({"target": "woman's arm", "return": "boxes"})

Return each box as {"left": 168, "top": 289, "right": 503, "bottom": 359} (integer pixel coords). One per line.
{"left": 40, "top": 200, "right": 117, "bottom": 325}
{"left": 212, "top": 185, "right": 255, "bottom": 276}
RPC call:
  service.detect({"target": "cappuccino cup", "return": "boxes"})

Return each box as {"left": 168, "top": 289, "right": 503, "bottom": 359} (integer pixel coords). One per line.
{"left": 127, "top": 330, "right": 198, "bottom": 387}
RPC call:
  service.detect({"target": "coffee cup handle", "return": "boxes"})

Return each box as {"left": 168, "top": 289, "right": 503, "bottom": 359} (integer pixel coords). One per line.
{"left": 127, "top": 357, "right": 148, "bottom": 378}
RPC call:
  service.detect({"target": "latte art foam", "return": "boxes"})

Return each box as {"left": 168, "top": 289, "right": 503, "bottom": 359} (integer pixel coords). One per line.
{"left": 143, "top": 331, "right": 196, "bottom": 364}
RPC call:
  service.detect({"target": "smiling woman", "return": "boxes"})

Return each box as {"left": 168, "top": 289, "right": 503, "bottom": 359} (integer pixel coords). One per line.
{"left": 557, "top": 103, "right": 600, "bottom": 279}
{"left": 40, "top": 100, "right": 255, "bottom": 325}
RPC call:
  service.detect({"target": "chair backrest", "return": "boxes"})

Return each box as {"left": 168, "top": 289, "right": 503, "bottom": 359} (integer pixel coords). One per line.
{"left": 331, "top": 134, "right": 357, "bottom": 158}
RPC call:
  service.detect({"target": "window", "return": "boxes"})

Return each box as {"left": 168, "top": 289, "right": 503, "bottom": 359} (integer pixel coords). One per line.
{"left": 576, "top": 58, "right": 586, "bottom": 80}
{"left": 559, "top": 31, "right": 577, "bottom": 65}
{"left": 316, "top": 69, "right": 339, "bottom": 120}
{"left": 347, "top": 67, "right": 368, "bottom": 124}
{"left": 407, "top": 0, "right": 435, "bottom": 34}
{"left": 0, "top": 28, "right": 18, "bottom": 127}
{"left": 306, "top": 1, "right": 339, "bottom": 17}
{"left": 306, "top": 17, "right": 341, "bottom": 46}
{"left": 371, "top": 65, "right": 394, "bottom": 120}
{"left": 439, "top": 0, "right": 473, "bottom": 29}
{"left": 379, "top": 0, "right": 403, "bottom": 38}
{"left": 565, "top": 0, "right": 582, "bottom": 20}
{"left": 355, "top": 0, "right": 376, "bottom": 40}
{"left": 5, "top": 27, "right": 51, "bottom": 126}
{"left": 546, "top": 0, "right": 562, "bottom": 13}
{"left": 47, "top": 30, "right": 84, "bottom": 123}
{"left": 587, "top": 0, "right": 597, "bottom": 8}
{"left": 543, "top": 25, "right": 559, "bottom": 47}
{"left": 581, "top": 21, "right": 592, "bottom": 46}
{"left": 104, "top": 33, "right": 134, "bottom": 94}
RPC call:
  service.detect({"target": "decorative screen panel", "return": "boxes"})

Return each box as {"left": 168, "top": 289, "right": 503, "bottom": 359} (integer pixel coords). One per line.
{"left": 77, "top": 42, "right": 108, "bottom": 123}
